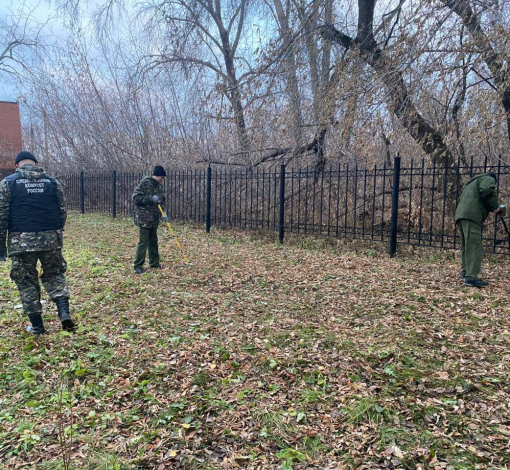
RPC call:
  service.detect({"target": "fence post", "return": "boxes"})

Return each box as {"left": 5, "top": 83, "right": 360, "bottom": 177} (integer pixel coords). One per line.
{"left": 205, "top": 166, "right": 212, "bottom": 233}
{"left": 279, "top": 163, "right": 286, "bottom": 243}
{"left": 80, "top": 171, "right": 85, "bottom": 214}
{"left": 389, "top": 155, "right": 401, "bottom": 257}
{"left": 112, "top": 170, "right": 117, "bottom": 218}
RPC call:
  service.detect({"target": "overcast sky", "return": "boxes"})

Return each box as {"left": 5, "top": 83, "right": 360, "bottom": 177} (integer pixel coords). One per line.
{"left": 0, "top": 0, "right": 94, "bottom": 101}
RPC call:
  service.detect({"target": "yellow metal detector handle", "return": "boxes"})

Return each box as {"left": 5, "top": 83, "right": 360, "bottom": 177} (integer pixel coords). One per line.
{"left": 158, "top": 205, "right": 189, "bottom": 263}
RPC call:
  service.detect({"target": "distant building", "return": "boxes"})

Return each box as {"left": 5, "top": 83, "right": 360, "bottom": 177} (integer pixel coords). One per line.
{"left": 0, "top": 101, "right": 22, "bottom": 170}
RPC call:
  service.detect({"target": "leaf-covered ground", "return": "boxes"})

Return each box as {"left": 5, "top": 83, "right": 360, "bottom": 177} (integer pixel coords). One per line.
{"left": 1, "top": 214, "right": 509, "bottom": 470}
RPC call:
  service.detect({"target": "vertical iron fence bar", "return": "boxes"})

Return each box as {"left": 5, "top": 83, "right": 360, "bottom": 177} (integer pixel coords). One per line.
{"left": 180, "top": 170, "right": 183, "bottom": 219}
{"left": 273, "top": 168, "right": 278, "bottom": 231}
{"left": 344, "top": 164, "right": 349, "bottom": 238}
{"left": 362, "top": 168, "right": 367, "bottom": 239}
{"left": 440, "top": 163, "right": 448, "bottom": 248}
{"left": 184, "top": 170, "right": 188, "bottom": 219}
{"left": 250, "top": 169, "right": 254, "bottom": 229}
{"left": 254, "top": 169, "right": 259, "bottom": 229}
{"left": 245, "top": 169, "right": 248, "bottom": 228}
{"left": 371, "top": 165, "right": 377, "bottom": 240}
{"left": 291, "top": 168, "right": 295, "bottom": 232}
{"left": 353, "top": 165, "right": 358, "bottom": 238}
{"left": 267, "top": 169, "right": 271, "bottom": 229}
{"left": 237, "top": 170, "right": 240, "bottom": 226}
{"left": 381, "top": 162, "right": 387, "bottom": 241}
{"left": 233, "top": 170, "right": 238, "bottom": 227}
{"left": 469, "top": 155, "right": 474, "bottom": 178}
{"left": 297, "top": 168, "right": 302, "bottom": 233}
{"left": 319, "top": 169, "right": 324, "bottom": 234}
{"left": 206, "top": 166, "right": 212, "bottom": 233}
{"left": 221, "top": 169, "right": 225, "bottom": 225}
{"left": 484, "top": 155, "right": 488, "bottom": 173}
{"left": 174, "top": 170, "right": 177, "bottom": 219}
{"left": 493, "top": 158, "right": 502, "bottom": 252}
{"left": 429, "top": 160, "right": 436, "bottom": 246}
{"left": 239, "top": 169, "right": 243, "bottom": 227}
{"left": 175, "top": 171, "right": 178, "bottom": 219}
{"left": 312, "top": 171, "right": 317, "bottom": 233}
{"left": 214, "top": 169, "right": 218, "bottom": 225}
{"left": 298, "top": 169, "right": 303, "bottom": 233}
{"left": 279, "top": 164, "right": 286, "bottom": 243}
{"left": 328, "top": 165, "right": 332, "bottom": 235}
{"left": 418, "top": 159, "right": 425, "bottom": 245}
{"left": 172, "top": 170, "right": 176, "bottom": 219}
{"left": 198, "top": 171, "right": 202, "bottom": 223}
{"left": 112, "top": 171, "right": 117, "bottom": 218}
{"left": 229, "top": 170, "right": 233, "bottom": 227}
{"left": 220, "top": 170, "right": 224, "bottom": 225}
{"left": 407, "top": 159, "right": 414, "bottom": 243}
{"left": 189, "top": 169, "right": 193, "bottom": 220}
{"left": 261, "top": 170, "right": 265, "bottom": 230}
{"left": 389, "top": 156, "right": 401, "bottom": 257}
{"left": 80, "top": 171, "right": 85, "bottom": 214}
{"left": 454, "top": 156, "right": 461, "bottom": 249}
{"left": 186, "top": 170, "right": 190, "bottom": 219}
{"left": 304, "top": 169, "right": 310, "bottom": 233}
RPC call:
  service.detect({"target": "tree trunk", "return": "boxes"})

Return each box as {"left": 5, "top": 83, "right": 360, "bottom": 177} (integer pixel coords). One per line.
{"left": 273, "top": 0, "right": 304, "bottom": 150}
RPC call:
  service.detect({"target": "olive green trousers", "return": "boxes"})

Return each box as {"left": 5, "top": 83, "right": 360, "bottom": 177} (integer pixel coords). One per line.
{"left": 457, "top": 219, "right": 483, "bottom": 280}
{"left": 133, "top": 226, "right": 160, "bottom": 269}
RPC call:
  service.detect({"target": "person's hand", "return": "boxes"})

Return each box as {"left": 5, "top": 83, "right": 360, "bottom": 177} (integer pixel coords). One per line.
{"left": 152, "top": 195, "right": 160, "bottom": 204}
{"left": 0, "top": 250, "right": 7, "bottom": 262}
{"left": 162, "top": 215, "right": 169, "bottom": 222}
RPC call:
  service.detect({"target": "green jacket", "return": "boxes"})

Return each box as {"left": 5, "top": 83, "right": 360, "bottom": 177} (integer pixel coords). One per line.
{"left": 0, "top": 164, "right": 67, "bottom": 256}
{"left": 455, "top": 174, "right": 499, "bottom": 226}
{"left": 132, "top": 176, "right": 166, "bottom": 228}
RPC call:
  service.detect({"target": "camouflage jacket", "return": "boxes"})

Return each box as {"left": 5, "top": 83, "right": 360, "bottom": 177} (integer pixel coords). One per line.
{"left": 132, "top": 176, "right": 166, "bottom": 228}
{"left": 0, "top": 165, "right": 67, "bottom": 256}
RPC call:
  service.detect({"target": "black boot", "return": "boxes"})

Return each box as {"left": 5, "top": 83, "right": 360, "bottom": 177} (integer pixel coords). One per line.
{"left": 55, "top": 297, "right": 75, "bottom": 331}
{"left": 27, "top": 313, "right": 46, "bottom": 336}
{"left": 464, "top": 277, "right": 489, "bottom": 288}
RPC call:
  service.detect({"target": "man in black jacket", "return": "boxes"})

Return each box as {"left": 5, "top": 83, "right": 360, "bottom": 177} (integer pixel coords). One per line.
{"left": 0, "top": 151, "right": 75, "bottom": 335}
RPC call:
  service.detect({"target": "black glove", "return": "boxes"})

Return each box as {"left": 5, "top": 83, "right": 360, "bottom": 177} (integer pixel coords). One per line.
{"left": 0, "top": 250, "right": 6, "bottom": 262}
{"left": 152, "top": 195, "right": 160, "bottom": 204}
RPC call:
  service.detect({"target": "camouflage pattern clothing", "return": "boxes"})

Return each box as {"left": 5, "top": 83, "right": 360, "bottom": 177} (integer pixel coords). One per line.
{"left": 0, "top": 164, "right": 70, "bottom": 317}
{"left": 132, "top": 176, "right": 166, "bottom": 228}
{"left": 132, "top": 176, "right": 166, "bottom": 269}
{"left": 10, "top": 250, "right": 70, "bottom": 316}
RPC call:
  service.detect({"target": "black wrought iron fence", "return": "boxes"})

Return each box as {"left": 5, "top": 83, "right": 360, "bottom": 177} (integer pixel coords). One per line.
{"left": 57, "top": 156, "right": 510, "bottom": 255}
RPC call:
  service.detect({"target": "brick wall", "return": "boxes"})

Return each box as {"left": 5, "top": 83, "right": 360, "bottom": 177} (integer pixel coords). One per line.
{"left": 0, "top": 101, "right": 22, "bottom": 169}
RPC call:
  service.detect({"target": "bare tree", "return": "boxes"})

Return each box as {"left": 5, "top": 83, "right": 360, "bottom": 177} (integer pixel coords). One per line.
{"left": 321, "top": 0, "right": 455, "bottom": 167}
{"left": 438, "top": 0, "right": 510, "bottom": 146}
{"left": 0, "top": 2, "right": 48, "bottom": 82}
{"left": 138, "top": 0, "right": 252, "bottom": 153}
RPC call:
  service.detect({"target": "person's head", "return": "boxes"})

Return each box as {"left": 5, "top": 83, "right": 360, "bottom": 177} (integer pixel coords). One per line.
{"left": 152, "top": 165, "right": 166, "bottom": 183}
{"left": 15, "top": 151, "right": 38, "bottom": 168}
{"left": 488, "top": 172, "right": 497, "bottom": 183}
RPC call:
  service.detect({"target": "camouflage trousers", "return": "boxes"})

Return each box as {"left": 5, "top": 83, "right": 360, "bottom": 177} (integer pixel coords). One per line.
{"left": 10, "top": 250, "right": 70, "bottom": 316}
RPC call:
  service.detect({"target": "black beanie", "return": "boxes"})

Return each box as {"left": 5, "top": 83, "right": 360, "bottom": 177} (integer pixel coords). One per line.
{"left": 153, "top": 165, "right": 167, "bottom": 177}
{"left": 15, "top": 151, "right": 38, "bottom": 165}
